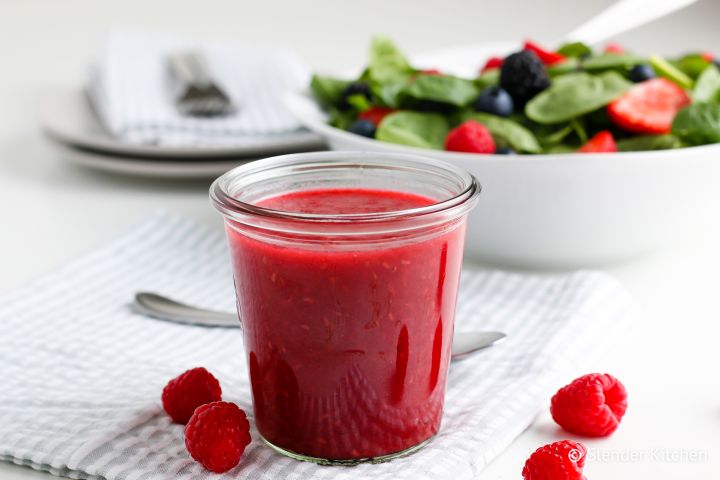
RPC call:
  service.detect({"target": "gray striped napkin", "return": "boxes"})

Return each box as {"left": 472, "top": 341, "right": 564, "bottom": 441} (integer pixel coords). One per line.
{"left": 0, "top": 214, "right": 638, "bottom": 479}
{"left": 89, "top": 29, "right": 310, "bottom": 147}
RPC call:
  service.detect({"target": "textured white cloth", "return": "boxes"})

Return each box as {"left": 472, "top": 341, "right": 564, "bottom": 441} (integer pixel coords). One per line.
{"left": 89, "top": 29, "right": 310, "bottom": 147}
{"left": 0, "top": 214, "right": 638, "bottom": 479}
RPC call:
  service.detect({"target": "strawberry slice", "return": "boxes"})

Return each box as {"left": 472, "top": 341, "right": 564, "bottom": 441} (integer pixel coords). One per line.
{"left": 480, "top": 56, "right": 504, "bottom": 73}
{"left": 578, "top": 131, "right": 617, "bottom": 153}
{"left": 358, "top": 107, "right": 396, "bottom": 126}
{"left": 604, "top": 43, "right": 626, "bottom": 54}
{"left": 523, "top": 40, "right": 566, "bottom": 65}
{"left": 607, "top": 78, "right": 691, "bottom": 134}
{"left": 420, "top": 68, "right": 444, "bottom": 75}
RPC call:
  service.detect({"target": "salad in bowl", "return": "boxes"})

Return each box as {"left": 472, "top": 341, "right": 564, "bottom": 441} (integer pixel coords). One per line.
{"left": 286, "top": 38, "right": 720, "bottom": 267}
{"left": 309, "top": 37, "right": 720, "bottom": 155}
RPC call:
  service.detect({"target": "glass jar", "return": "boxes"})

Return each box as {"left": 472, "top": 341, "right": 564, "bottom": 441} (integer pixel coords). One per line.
{"left": 211, "top": 151, "right": 480, "bottom": 464}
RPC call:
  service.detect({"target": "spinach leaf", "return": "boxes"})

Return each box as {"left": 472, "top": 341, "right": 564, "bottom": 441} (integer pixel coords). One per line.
{"left": 376, "top": 111, "right": 449, "bottom": 149}
{"left": 671, "top": 103, "right": 720, "bottom": 145}
{"left": 372, "top": 83, "right": 406, "bottom": 108}
{"left": 569, "top": 118, "right": 588, "bottom": 144}
{"left": 544, "top": 144, "right": 577, "bottom": 154}
{"left": 345, "top": 94, "right": 371, "bottom": 111}
{"left": 556, "top": 41, "right": 592, "bottom": 58}
{"left": 583, "top": 53, "right": 642, "bottom": 72}
{"left": 310, "top": 75, "right": 351, "bottom": 108}
{"left": 535, "top": 123, "right": 574, "bottom": 146}
{"left": 368, "top": 36, "right": 413, "bottom": 85}
{"left": 464, "top": 112, "right": 542, "bottom": 153}
{"left": 364, "top": 37, "right": 415, "bottom": 107}
{"left": 328, "top": 108, "right": 356, "bottom": 130}
{"left": 547, "top": 58, "right": 581, "bottom": 77}
{"left": 673, "top": 53, "right": 712, "bottom": 80}
{"left": 475, "top": 68, "right": 500, "bottom": 89}
{"left": 525, "top": 72, "right": 631, "bottom": 124}
{"left": 616, "top": 135, "right": 682, "bottom": 151}
{"left": 533, "top": 120, "right": 590, "bottom": 149}
{"left": 401, "top": 74, "right": 479, "bottom": 107}
{"left": 693, "top": 65, "right": 720, "bottom": 103}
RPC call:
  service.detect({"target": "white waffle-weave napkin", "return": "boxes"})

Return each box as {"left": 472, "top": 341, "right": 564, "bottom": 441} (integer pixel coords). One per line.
{"left": 0, "top": 214, "right": 638, "bottom": 479}
{"left": 89, "top": 29, "right": 310, "bottom": 147}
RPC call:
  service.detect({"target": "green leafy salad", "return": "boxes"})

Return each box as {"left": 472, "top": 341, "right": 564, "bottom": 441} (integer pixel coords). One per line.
{"left": 310, "top": 37, "right": 720, "bottom": 155}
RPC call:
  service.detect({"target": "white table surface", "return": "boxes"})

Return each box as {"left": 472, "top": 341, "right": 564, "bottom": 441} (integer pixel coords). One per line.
{"left": 1, "top": 0, "right": 718, "bottom": 478}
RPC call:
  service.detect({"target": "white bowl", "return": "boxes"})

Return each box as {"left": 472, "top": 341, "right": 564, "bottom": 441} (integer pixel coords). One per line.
{"left": 284, "top": 44, "right": 720, "bottom": 268}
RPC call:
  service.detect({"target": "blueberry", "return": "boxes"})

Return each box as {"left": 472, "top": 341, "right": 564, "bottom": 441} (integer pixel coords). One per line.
{"left": 714, "top": 59, "right": 720, "bottom": 71}
{"left": 338, "top": 82, "right": 372, "bottom": 110}
{"left": 473, "top": 86, "right": 514, "bottom": 117}
{"left": 629, "top": 64, "right": 656, "bottom": 83}
{"left": 348, "top": 119, "right": 376, "bottom": 138}
{"left": 495, "top": 146, "right": 516, "bottom": 155}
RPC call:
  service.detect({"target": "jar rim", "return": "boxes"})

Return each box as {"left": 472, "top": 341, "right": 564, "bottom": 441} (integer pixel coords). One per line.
{"left": 210, "top": 151, "right": 481, "bottom": 226}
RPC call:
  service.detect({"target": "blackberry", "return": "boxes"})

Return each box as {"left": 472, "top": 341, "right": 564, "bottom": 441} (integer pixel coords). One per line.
{"left": 338, "top": 82, "right": 372, "bottom": 110}
{"left": 499, "top": 50, "right": 550, "bottom": 107}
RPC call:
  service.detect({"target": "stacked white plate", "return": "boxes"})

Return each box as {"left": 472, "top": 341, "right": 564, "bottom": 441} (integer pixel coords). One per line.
{"left": 40, "top": 88, "right": 325, "bottom": 178}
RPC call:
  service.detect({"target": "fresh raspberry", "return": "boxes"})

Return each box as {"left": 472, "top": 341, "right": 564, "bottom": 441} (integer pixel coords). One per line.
{"left": 577, "top": 130, "right": 617, "bottom": 153}
{"left": 522, "top": 440, "right": 587, "bottom": 480}
{"left": 551, "top": 373, "right": 628, "bottom": 437}
{"left": 604, "top": 43, "right": 626, "bottom": 54}
{"left": 524, "top": 40, "right": 566, "bottom": 65}
{"left": 445, "top": 120, "right": 496, "bottom": 154}
{"left": 358, "top": 107, "right": 396, "bottom": 126}
{"left": 702, "top": 51, "right": 714, "bottom": 62}
{"left": 185, "top": 401, "right": 251, "bottom": 473}
{"left": 162, "top": 367, "right": 222, "bottom": 424}
{"left": 608, "top": 78, "right": 690, "bottom": 134}
{"left": 480, "top": 56, "right": 504, "bottom": 73}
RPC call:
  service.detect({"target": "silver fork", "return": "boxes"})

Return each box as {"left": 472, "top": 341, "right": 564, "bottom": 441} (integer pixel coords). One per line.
{"left": 167, "top": 51, "right": 235, "bottom": 117}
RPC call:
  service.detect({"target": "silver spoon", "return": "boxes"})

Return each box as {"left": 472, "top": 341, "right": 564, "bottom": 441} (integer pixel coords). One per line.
{"left": 133, "top": 292, "right": 506, "bottom": 361}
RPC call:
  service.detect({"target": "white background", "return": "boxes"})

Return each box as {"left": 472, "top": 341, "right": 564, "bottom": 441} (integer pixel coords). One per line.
{"left": 1, "top": 0, "right": 719, "bottom": 478}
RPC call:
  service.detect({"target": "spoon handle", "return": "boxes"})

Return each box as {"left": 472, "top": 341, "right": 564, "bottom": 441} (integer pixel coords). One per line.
{"left": 562, "top": 0, "right": 697, "bottom": 46}
{"left": 133, "top": 292, "right": 506, "bottom": 360}
{"left": 134, "top": 292, "right": 239, "bottom": 328}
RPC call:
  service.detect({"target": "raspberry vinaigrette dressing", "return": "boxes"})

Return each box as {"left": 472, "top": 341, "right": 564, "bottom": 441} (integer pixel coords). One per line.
{"left": 211, "top": 152, "right": 480, "bottom": 463}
